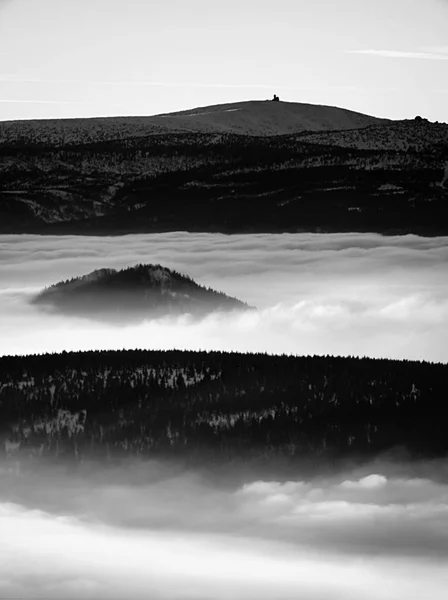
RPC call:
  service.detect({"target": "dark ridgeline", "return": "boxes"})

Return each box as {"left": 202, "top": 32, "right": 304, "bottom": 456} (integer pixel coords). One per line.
{"left": 1, "top": 102, "right": 447, "bottom": 237}
{"left": 31, "top": 264, "right": 251, "bottom": 323}
{"left": 0, "top": 349, "right": 447, "bottom": 470}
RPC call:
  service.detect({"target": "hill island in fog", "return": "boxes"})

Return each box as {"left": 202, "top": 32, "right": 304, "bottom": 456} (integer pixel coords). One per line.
{"left": 31, "top": 263, "right": 251, "bottom": 323}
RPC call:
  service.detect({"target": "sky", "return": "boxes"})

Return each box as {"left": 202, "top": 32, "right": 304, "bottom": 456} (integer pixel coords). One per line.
{"left": 1, "top": 0, "right": 448, "bottom": 122}
{"left": 1, "top": 232, "right": 447, "bottom": 362}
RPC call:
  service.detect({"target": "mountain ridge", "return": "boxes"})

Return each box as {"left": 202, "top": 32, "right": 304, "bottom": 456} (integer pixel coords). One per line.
{"left": 1, "top": 100, "right": 447, "bottom": 236}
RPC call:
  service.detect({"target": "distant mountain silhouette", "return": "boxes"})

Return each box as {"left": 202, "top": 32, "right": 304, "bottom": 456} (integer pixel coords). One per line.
{"left": 152, "top": 99, "right": 390, "bottom": 136}
{"left": 31, "top": 264, "right": 252, "bottom": 323}
{"left": 0, "top": 100, "right": 390, "bottom": 145}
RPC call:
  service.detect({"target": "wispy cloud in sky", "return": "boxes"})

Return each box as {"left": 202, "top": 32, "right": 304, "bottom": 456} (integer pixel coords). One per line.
{"left": 0, "top": 99, "right": 89, "bottom": 105}
{"left": 0, "top": 76, "right": 358, "bottom": 93}
{"left": 347, "top": 49, "right": 448, "bottom": 60}
{"left": 0, "top": 78, "right": 275, "bottom": 89}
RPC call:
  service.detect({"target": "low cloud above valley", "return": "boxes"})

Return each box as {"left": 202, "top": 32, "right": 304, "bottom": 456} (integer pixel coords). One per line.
{"left": 1, "top": 224, "right": 447, "bottom": 594}
{"left": 1, "top": 232, "right": 447, "bottom": 361}
{"left": 1, "top": 457, "right": 448, "bottom": 599}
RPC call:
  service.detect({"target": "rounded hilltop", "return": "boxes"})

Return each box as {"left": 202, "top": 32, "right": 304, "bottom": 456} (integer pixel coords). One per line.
{"left": 0, "top": 98, "right": 391, "bottom": 145}
{"left": 146, "top": 98, "right": 391, "bottom": 136}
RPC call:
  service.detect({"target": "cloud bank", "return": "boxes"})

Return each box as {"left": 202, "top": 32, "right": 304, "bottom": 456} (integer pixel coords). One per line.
{"left": 1, "top": 231, "right": 447, "bottom": 597}
{"left": 0, "top": 232, "right": 447, "bottom": 361}
{"left": 1, "top": 458, "right": 448, "bottom": 599}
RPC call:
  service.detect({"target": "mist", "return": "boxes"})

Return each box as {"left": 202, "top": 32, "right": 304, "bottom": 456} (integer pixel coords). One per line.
{"left": 1, "top": 457, "right": 448, "bottom": 599}
{"left": 1, "top": 232, "right": 447, "bottom": 361}
{"left": 2, "top": 231, "right": 448, "bottom": 598}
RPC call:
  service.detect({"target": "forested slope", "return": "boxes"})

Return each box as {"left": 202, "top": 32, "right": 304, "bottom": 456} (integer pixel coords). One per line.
{"left": 1, "top": 350, "right": 446, "bottom": 466}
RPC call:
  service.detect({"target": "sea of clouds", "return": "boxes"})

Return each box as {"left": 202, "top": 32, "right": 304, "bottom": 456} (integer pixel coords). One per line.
{"left": 1, "top": 231, "right": 448, "bottom": 598}
{"left": 1, "top": 457, "right": 448, "bottom": 599}
{"left": 0, "top": 231, "right": 447, "bottom": 361}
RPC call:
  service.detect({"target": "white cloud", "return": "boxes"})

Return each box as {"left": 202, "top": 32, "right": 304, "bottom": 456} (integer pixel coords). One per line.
{"left": 341, "top": 473, "right": 388, "bottom": 489}
{"left": 1, "top": 458, "right": 448, "bottom": 599}
{"left": 0, "top": 77, "right": 277, "bottom": 89}
{"left": 0, "top": 99, "right": 90, "bottom": 105}
{"left": 0, "top": 75, "right": 358, "bottom": 93}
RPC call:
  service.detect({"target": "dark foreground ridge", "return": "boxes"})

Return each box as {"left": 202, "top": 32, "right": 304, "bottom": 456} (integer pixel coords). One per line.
{"left": 31, "top": 263, "right": 251, "bottom": 322}
{"left": 1, "top": 349, "right": 447, "bottom": 468}
{"left": 1, "top": 101, "right": 447, "bottom": 236}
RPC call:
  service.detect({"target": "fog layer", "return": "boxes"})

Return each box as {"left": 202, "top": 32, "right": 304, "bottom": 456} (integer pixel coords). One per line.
{"left": 1, "top": 458, "right": 448, "bottom": 599}
{"left": 1, "top": 232, "right": 447, "bottom": 361}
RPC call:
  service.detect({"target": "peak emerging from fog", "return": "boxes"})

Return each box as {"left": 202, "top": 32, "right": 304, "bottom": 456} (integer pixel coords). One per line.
{"left": 32, "top": 264, "right": 251, "bottom": 323}
{"left": 0, "top": 99, "right": 390, "bottom": 145}
{"left": 80, "top": 267, "right": 117, "bottom": 282}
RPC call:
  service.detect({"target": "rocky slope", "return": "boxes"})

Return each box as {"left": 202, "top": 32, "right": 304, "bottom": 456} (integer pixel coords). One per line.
{"left": 0, "top": 350, "right": 447, "bottom": 469}
{"left": 32, "top": 264, "right": 250, "bottom": 322}
{"left": 0, "top": 101, "right": 447, "bottom": 236}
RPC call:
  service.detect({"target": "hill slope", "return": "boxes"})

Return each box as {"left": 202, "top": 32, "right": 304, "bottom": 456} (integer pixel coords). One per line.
{"left": 0, "top": 100, "right": 390, "bottom": 145}
{"left": 31, "top": 264, "right": 251, "bottom": 322}
{"left": 154, "top": 100, "right": 391, "bottom": 136}
{"left": 0, "top": 349, "right": 447, "bottom": 468}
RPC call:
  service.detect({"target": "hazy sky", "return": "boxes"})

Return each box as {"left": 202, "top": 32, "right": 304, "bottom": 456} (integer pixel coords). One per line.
{"left": 1, "top": 0, "right": 448, "bottom": 122}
